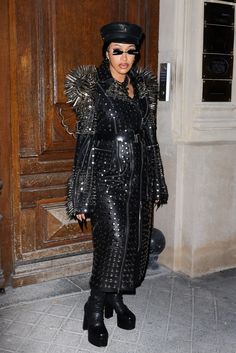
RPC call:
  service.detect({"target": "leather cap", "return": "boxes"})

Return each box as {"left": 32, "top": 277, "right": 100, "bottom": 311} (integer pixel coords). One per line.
{"left": 100, "top": 22, "right": 143, "bottom": 45}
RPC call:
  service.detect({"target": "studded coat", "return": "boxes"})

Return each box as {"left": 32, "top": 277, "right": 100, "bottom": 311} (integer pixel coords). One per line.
{"left": 65, "top": 60, "right": 168, "bottom": 293}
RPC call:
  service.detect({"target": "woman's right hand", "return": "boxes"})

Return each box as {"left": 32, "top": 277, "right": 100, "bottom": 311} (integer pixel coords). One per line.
{"left": 76, "top": 213, "right": 86, "bottom": 221}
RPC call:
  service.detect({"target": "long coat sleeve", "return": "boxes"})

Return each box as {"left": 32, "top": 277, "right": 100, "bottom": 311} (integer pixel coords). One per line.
{"left": 65, "top": 66, "right": 98, "bottom": 218}
{"left": 144, "top": 94, "right": 168, "bottom": 207}
{"left": 136, "top": 68, "right": 168, "bottom": 207}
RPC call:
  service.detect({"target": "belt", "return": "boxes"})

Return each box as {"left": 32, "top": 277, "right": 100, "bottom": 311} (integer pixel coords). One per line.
{"left": 96, "top": 130, "right": 142, "bottom": 143}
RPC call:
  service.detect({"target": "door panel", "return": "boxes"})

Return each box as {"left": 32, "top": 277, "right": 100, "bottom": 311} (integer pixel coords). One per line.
{"left": 0, "top": 0, "right": 159, "bottom": 286}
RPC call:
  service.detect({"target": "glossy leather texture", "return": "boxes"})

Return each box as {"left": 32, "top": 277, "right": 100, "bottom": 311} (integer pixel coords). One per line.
{"left": 83, "top": 289, "right": 108, "bottom": 347}
{"left": 105, "top": 293, "right": 136, "bottom": 330}
{"left": 65, "top": 60, "right": 168, "bottom": 294}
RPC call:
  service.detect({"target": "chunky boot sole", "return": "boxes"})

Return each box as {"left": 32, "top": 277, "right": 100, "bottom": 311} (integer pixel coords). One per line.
{"left": 83, "top": 305, "right": 108, "bottom": 347}
{"left": 82, "top": 312, "right": 88, "bottom": 330}
{"left": 88, "top": 331, "right": 108, "bottom": 347}
{"left": 117, "top": 314, "right": 136, "bottom": 330}
{"left": 105, "top": 302, "right": 136, "bottom": 330}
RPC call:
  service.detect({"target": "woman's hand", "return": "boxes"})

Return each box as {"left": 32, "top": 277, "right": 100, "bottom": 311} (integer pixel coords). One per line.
{"left": 76, "top": 213, "right": 86, "bottom": 221}
{"left": 154, "top": 200, "right": 161, "bottom": 210}
{"left": 76, "top": 213, "right": 87, "bottom": 231}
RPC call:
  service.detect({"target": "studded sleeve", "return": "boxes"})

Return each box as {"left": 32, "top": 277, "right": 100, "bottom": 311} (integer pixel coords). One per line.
{"left": 64, "top": 66, "right": 98, "bottom": 218}
{"left": 146, "top": 114, "right": 168, "bottom": 207}
{"left": 142, "top": 70, "right": 168, "bottom": 207}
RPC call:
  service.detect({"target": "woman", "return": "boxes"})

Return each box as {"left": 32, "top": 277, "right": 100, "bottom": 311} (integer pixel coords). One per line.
{"left": 65, "top": 22, "right": 168, "bottom": 347}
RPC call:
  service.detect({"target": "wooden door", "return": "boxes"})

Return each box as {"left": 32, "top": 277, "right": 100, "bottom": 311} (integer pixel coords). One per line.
{"left": 0, "top": 179, "right": 4, "bottom": 289}
{"left": 0, "top": 0, "right": 159, "bottom": 287}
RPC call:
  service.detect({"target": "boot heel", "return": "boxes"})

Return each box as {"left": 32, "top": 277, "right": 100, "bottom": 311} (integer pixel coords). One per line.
{"left": 83, "top": 290, "right": 108, "bottom": 347}
{"left": 83, "top": 311, "right": 88, "bottom": 330}
{"left": 104, "top": 303, "right": 113, "bottom": 319}
{"left": 107, "top": 293, "right": 136, "bottom": 330}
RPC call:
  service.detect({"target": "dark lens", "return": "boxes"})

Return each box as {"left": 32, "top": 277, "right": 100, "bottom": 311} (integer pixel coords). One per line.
{"left": 127, "top": 49, "right": 139, "bottom": 55}
{"left": 112, "top": 49, "right": 123, "bottom": 55}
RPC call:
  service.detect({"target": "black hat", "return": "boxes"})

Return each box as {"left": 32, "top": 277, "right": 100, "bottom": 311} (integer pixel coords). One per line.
{"left": 100, "top": 22, "right": 143, "bottom": 45}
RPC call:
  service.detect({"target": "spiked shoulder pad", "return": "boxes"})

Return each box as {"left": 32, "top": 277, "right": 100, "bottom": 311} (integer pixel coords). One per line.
{"left": 134, "top": 67, "right": 158, "bottom": 114}
{"left": 64, "top": 66, "right": 98, "bottom": 134}
{"left": 64, "top": 65, "right": 98, "bottom": 107}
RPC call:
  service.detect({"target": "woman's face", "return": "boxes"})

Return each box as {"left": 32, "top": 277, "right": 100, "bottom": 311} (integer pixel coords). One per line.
{"left": 107, "top": 42, "right": 137, "bottom": 81}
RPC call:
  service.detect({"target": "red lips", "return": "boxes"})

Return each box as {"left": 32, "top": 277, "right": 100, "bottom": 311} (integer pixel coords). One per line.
{"left": 119, "top": 64, "right": 129, "bottom": 69}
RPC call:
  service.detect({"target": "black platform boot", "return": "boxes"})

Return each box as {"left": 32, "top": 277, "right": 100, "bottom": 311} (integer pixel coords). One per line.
{"left": 83, "top": 288, "right": 108, "bottom": 347}
{"left": 105, "top": 293, "right": 136, "bottom": 330}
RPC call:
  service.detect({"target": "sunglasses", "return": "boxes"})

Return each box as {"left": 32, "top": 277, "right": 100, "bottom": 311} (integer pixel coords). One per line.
{"left": 111, "top": 48, "right": 140, "bottom": 56}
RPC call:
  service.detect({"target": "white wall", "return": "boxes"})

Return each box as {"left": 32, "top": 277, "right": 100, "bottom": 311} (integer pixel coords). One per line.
{"left": 156, "top": 0, "right": 236, "bottom": 276}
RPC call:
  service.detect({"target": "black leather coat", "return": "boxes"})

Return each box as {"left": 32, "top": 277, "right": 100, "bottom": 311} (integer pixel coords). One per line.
{"left": 65, "top": 60, "right": 168, "bottom": 293}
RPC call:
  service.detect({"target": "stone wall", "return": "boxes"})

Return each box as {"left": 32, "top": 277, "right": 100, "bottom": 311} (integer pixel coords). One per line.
{"left": 156, "top": 0, "right": 236, "bottom": 276}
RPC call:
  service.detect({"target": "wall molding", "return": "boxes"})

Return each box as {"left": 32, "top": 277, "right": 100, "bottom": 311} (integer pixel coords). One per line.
{"left": 171, "top": 0, "right": 236, "bottom": 143}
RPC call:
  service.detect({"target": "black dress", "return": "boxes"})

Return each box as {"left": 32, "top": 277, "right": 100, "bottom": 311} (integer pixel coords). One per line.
{"left": 65, "top": 60, "right": 168, "bottom": 293}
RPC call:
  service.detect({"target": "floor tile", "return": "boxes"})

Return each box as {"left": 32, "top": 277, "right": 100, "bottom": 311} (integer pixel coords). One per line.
{"left": 0, "top": 269, "right": 235, "bottom": 353}
{"left": 18, "top": 301, "right": 51, "bottom": 313}
{"left": 49, "top": 295, "right": 81, "bottom": 307}
{"left": 6, "top": 321, "right": 33, "bottom": 337}
{"left": 61, "top": 318, "right": 84, "bottom": 334}
{"left": 137, "top": 331, "right": 165, "bottom": 350}
{"left": 47, "top": 303, "right": 74, "bottom": 317}
{"left": 67, "top": 273, "right": 90, "bottom": 291}
{"left": 165, "top": 339, "right": 192, "bottom": 353}
{"left": 111, "top": 327, "right": 140, "bottom": 343}
{"left": 0, "top": 334, "right": 24, "bottom": 351}
{"left": 107, "top": 340, "right": 136, "bottom": 353}
{"left": 28, "top": 326, "right": 57, "bottom": 342}
{"left": 48, "top": 344, "right": 77, "bottom": 353}
{"left": 0, "top": 319, "right": 12, "bottom": 334}
{"left": 136, "top": 341, "right": 165, "bottom": 353}
{"left": 15, "top": 310, "right": 42, "bottom": 324}
{"left": 69, "top": 305, "right": 85, "bottom": 320}
{"left": 0, "top": 278, "right": 81, "bottom": 308}
{"left": 0, "top": 308, "right": 20, "bottom": 320}
{"left": 167, "top": 321, "right": 192, "bottom": 341}
{"left": 53, "top": 330, "right": 82, "bottom": 347}
{"left": 37, "top": 314, "right": 64, "bottom": 328}
{"left": 18, "top": 339, "right": 49, "bottom": 353}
